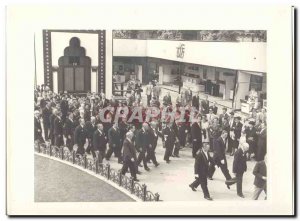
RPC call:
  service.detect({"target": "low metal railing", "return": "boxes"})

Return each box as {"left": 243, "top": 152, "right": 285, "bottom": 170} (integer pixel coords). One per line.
{"left": 34, "top": 142, "right": 160, "bottom": 202}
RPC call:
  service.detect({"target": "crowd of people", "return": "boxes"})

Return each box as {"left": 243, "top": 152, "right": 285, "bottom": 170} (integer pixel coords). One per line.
{"left": 34, "top": 81, "right": 267, "bottom": 201}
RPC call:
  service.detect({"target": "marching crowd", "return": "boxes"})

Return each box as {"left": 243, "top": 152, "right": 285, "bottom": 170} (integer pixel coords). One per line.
{"left": 34, "top": 81, "right": 267, "bottom": 201}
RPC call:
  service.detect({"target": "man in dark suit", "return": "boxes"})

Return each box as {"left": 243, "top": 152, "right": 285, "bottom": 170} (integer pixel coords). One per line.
{"left": 233, "top": 143, "right": 249, "bottom": 198}
{"left": 245, "top": 121, "right": 257, "bottom": 160}
{"left": 163, "top": 92, "right": 172, "bottom": 106}
{"left": 146, "top": 121, "right": 159, "bottom": 167}
{"left": 120, "top": 131, "right": 139, "bottom": 181}
{"left": 41, "top": 103, "right": 52, "bottom": 141}
{"left": 192, "top": 92, "right": 201, "bottom": 110}
{"left": 189, "top": 142, "right": 213, "bottom": 200}
{"left": 191, "top": 117, "right": 203, "bottom": 158}
{"left": 219, "top": 107, "right": 229, "bottom": 126}
{"left": 208, "top": 130, "right": 235, "bottom": 189}
{"left": 85, "top": 116, "right": 97, "bottom": 156}
{"left": 230, "top": 116, "right": 243, "bottom": 156}
{"left": 74, "top": 119, "right": 87, "bottom": 156}
{"left": 200, "top": 95, "right": 209, "bottom": 115}
{"left": 252, "top": 155, "right": 267, "bottom": 200}
{"left": 54, "top": 111, "right": 64, "bottom": 147}
{"left": 49, "top": 109, "right": 58, "bottom": 145}
{"left": 162, "top": 122, "right": 176, "bottom": 163}
{"left": 93, "top": 123, "right": 108, "bottom": 163}
{"left": 105, "top": 122, "right": 122, "bottom": 163}
{"left": 34, "top": 110, "right": 44, "bottom": 143}
{"left": 60, "top": 95, "right": 69, "bottom": 123}
{"left": 64, "top": 113, "right": 76, "bottom": 151}
{"left": 136, "top": 123, "right": 151, "bottom": 171}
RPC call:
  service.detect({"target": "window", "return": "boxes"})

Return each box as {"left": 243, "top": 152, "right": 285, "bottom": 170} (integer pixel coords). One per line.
{"left": 249, "top": 75, "right": 263, "bottom": 91}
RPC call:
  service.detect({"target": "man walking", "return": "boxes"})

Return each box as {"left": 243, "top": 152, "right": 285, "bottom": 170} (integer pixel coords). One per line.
{"left": 252, "top": 155, "right": 267, "bottom": 200}
{"left": 208, "top": 130, "right": 235, "bottom": 189}
{"left": 74, "top": 118, "right": 88, "bottom": 156}
{"left": 121, "top": 131, "right": 139, "bottom": 181}
{"left": 232, "top": 142, "right": 249, "bottom": 198}
{"left": 93, "top": 123, "right": 108, "bottom": 163}
{"left": 189, "top": 142, "right": 213, "bottom": 200}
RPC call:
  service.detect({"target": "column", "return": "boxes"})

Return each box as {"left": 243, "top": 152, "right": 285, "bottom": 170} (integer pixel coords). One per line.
{"left": 105, "top": 30, "right": 112, "bottom": 98}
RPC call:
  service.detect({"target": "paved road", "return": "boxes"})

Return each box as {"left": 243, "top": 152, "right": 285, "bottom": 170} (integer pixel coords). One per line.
{"left": 103, "top": 139, "right": 266, "bottom": 201}
{"left": 34, "top": 155, "right": 134, "bottom": 202}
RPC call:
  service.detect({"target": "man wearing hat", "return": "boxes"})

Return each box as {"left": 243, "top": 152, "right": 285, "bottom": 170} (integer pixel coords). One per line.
{"left": 229, "top": 116, "right": 243, "bottom": 156}
{"left": 245, "top": 120, "right": 257, "bottom": 160}
{"left": 233, "top": 142, "right": 249, "bottom": 198}
{"left": 189, "top": 142, "right": 213, "bottom": 200}
{"left": 200, "top": 95, "right": 209, "bottom": 115}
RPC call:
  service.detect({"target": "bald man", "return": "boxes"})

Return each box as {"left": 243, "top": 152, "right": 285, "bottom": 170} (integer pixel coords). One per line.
{"left": 121, "top": 131, "right": 138, "bottom": 181}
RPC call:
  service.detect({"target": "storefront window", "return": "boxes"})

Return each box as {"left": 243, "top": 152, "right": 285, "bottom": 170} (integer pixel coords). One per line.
{"left": 249, "top": 75, "right": 263, "bottom": 91}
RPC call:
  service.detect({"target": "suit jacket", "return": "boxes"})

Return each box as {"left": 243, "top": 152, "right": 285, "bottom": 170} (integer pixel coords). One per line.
{"left": 108, "top": 127, "right": 121, "bottom": 147}
{"left": 54, "top": 117, "right": 64, "bottom": 136}
{"left": 194, "top": 150, "right": 212, "bottom": 181}
{"left": 253, "top": 160, "right": 267, "bottom": 188}
{"left": 64, "top": 118, "right": 76, "bottom": 137}
{"left": 213, "top": 136, "right": 227, "bottom": 163}
{"left": 210, "top": 106, "right": 218, "bottom": 115}
{"left": 231, "top": 121, "right": 243, "bottom": 140}
{"left": 60, "top": 100, "right": 69, "bottom": 114}
{"left": 74, "top": 125, "right": 87, "bottom": 146}
{"left": 136, "top": 129, "right": 150, "bottom": 150}
{"left": 192, "top": 95, "right": 200, "bottom": 109}
{"left": 201, "top": 100, "right": 209, "bottom": 114}
{"left": 191, "top": 122, "right": 202, "bottom": 143}
{"left": 233, "top": 148, "right": 247, "bottom": 174}
{"left": 42, "top": 107, "right": 51, "bottom": 127}
{"left": 219, "top": 113, "right": 230, "bottom": 125}
{"left": 85, "top": 121, "right": 97, "bottom": 139}
{"left": 93, "top": 129, "right": 107, "bottom": 152}
{"left": 49, "top": 114, "right": 57, "bottom": 132}
{"left": 163, "top": 95, "right": 172, "bottom": 105}
{"left": 34, "top": 117, "right": 42, "bottom": 140}
{"left": 122, "top": 138, "right": 137, "bottom": 161}
{"left": 162, "top": 126, "right": 176, "bottom": 147}
{"left": 148, "top": 127, "right": 159, "bottom": 149}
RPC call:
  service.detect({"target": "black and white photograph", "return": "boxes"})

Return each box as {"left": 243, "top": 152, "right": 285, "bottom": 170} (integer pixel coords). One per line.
{"left": 6, "top": 5, "right": 294, "bottom": 216}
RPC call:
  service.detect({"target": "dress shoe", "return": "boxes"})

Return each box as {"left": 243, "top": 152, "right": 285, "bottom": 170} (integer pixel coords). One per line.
{"left": 133, "top": 178, "right": 139, "bottom": 182}
{"left": 174, "top": 155, "right": 180, "bottom": 158}
{"left": 189, "top": 184, "right": 196, "bottom": 191}
{"left": 204, "top": 196, "right": 213, "bottom": 201}
{"left": 166, "top": 160, "right": 170, "bottom": 164}
{"left": 238, "top": 193, "right": 245, "bottom": 198}
{"left": 144, "top": 167, "right": 150, "bottom": 171}
{"left": 136, "top": 171, "right": 142, "bottom": 175}
{"left": 138, "top": 164, "right": 143, "bottom": 167}
{"left": 208, "top": 177, "right": 213, "bottom": 180}
{"left": 154, "top": 163, "right": 160, "bottom": 167}
{"left": 171, "top": 154, "right": 175, "bottom": 157}
{"left": 226, "top": 184, "right": 230, "bottom": 189}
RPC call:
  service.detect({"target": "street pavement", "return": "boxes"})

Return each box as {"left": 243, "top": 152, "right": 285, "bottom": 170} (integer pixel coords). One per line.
{"left": 100, "top": 138, "right": 266, "bottom": 201}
